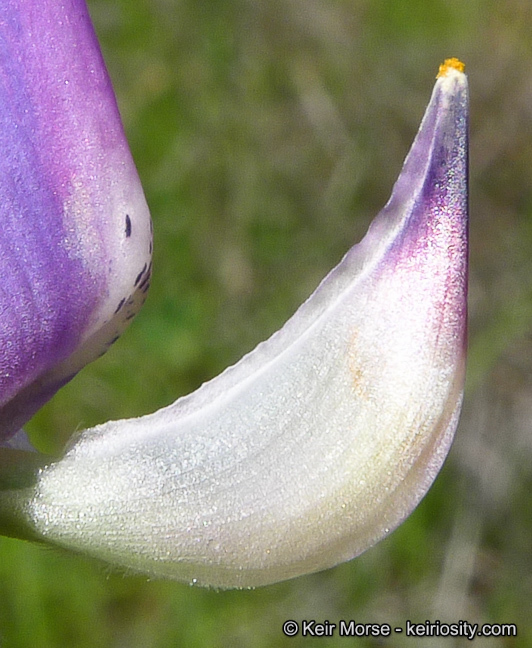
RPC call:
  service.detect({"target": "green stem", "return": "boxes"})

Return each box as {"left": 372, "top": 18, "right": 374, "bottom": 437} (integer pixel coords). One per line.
{"left": 0, "top": 448, "right": 50, "bottom": 542}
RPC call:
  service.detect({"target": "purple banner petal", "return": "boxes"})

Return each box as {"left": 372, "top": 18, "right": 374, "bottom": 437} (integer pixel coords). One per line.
{"left": 0, "top": 0, "right": 152, "bottom": 441}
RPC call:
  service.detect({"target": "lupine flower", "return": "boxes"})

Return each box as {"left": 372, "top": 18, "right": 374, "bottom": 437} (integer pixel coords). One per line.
{"left": 0, "top": 0, "right": 468, "bottom": 590}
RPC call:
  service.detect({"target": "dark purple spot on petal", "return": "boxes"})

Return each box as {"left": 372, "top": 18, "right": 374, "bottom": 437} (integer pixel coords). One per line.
{"left": 138, "top": 262, "right": 152, "bottom": 291}
{"left": 114, "top": 297, "right": 126, "bottom": 314}
{"left": 125, "top": 214, "right": 132, "bottom": 238}
{"left": 134, "top": 263, "right": 147, "bottom": 287}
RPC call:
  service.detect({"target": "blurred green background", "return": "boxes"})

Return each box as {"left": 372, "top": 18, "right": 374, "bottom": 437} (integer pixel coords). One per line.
{"left": 1, "top": 0, "right": 531, "bottom": 646}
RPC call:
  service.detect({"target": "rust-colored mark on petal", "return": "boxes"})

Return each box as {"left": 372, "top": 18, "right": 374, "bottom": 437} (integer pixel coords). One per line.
{"left": 347, "top": 330, "right": 369, "bottom": 399}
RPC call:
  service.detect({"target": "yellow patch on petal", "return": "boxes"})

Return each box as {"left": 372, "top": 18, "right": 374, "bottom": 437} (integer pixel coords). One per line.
{"left": 436, "top": 58, "right": 465, "bottom": 78}
{"left": 348, "top": 330, "right": 370, "bottom": 400}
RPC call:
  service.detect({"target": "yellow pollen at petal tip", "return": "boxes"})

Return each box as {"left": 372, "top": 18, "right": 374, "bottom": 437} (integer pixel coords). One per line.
{"left": 436, "top": 58, "right": 466, "bottom": 78}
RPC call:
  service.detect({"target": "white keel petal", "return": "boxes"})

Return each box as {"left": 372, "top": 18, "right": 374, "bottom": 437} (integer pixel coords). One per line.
{"left": 28, "top": 63, "right": 468, "bottom": 588}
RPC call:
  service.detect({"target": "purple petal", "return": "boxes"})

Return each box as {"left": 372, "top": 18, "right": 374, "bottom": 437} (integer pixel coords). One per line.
{"left": 0, "top": 0, "right": 152, "bottom": 441}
